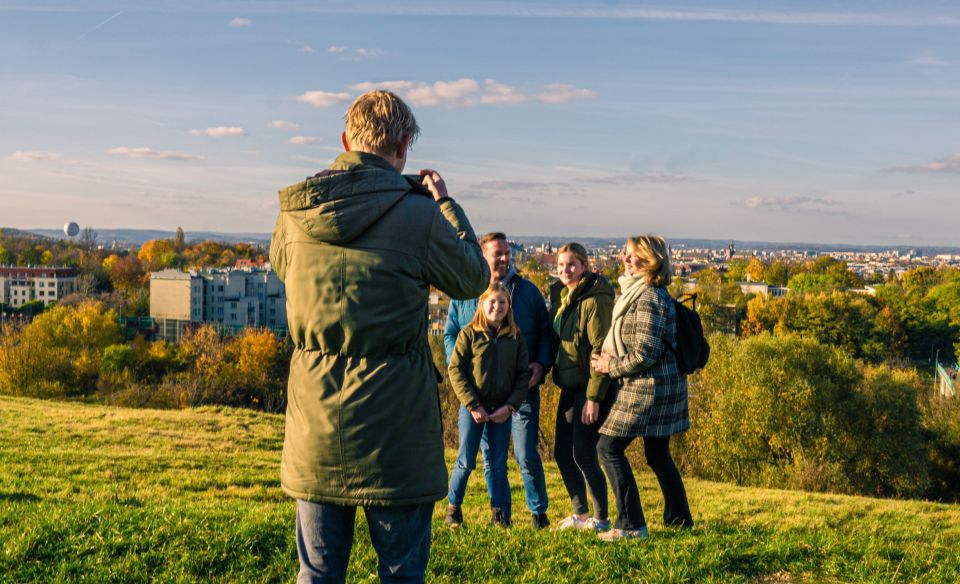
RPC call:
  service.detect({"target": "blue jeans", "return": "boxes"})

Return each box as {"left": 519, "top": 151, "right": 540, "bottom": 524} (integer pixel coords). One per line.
{"left": 481, "top": 388, "right": 549, "bottom": 514}
{"left": 295, "top": 499, "right": 434, "bottom": 583}
{"left": 447, "top": 405, "right": 513, "bottom": 517}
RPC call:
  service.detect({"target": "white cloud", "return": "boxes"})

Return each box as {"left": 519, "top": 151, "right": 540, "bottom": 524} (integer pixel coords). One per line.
{"left": 288, "top": 136, "right": 320, "bottom": 145}
{"left": 740, "top": 195, "right": 842, "bottom": 212}
{"left": 534, "top": 83, "right": 599, "bottom": 104}
{"left": 403, "top": 79, "right": 480, "bottom": 107}
{"left": 351, "top": 78, "right": 597, "bottom": 108}
{"left": 107, "top": 147, "right": 203, "bottom": 161}
{"left": 328, "top": 45, "right": 383, "bottom": 59}
{"left": 188, "top": 126, "right": 245, "bottom": 137}
{"left": 9, "top": 151, "right": 62, "bottom": 162}
{"left": 479, "top": 80, "right": 528, "bottom": 105}
{"left": 888, "top": 154, "right": 960, "bottom": 174}
{"left": 270, "top": 120, "right": 301, "bottom": 130}
{"left": 229, "top": 17, "right": 251, "bottom": 27}
{"left": 299, "top": 44, "right": 317, "bottom": 53}
{"left": 295, "top": 90, "right": 353, "bottom": 107}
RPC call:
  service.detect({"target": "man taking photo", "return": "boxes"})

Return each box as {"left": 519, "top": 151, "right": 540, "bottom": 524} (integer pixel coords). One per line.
{"left": 271, "top": 90, "right": 489, "bottom": 583}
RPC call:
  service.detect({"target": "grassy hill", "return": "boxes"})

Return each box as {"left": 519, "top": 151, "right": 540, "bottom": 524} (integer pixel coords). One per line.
{"left": 1, "top": 397, "right": 958, "bottom": 583}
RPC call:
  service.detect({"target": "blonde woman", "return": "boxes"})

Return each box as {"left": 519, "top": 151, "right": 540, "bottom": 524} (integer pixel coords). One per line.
{"left": 591, "top": 235, "right": 693, "bottom": 540}
{"left": 548, "top": 243, "right": 615, "bottom": 531}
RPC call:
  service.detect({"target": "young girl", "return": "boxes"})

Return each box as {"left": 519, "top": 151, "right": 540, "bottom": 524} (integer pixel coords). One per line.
{"left": 446, "top": 282, "right": 531, "bottom": 528}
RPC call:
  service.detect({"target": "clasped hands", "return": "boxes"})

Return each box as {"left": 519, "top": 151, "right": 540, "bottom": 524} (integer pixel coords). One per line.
{"left": 470, "top": 405, "right": 513, "bottom": 424}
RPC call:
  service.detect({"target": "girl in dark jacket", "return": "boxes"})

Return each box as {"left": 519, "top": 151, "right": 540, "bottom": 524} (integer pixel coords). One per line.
{"left": 548, "top": 243, "right": 615, "bottom": 531}
{"left": 446, "top": 282, "right": 531, "bottom": 527}
{"left": 591, "top": 235, "right": 693, "bottom": 540}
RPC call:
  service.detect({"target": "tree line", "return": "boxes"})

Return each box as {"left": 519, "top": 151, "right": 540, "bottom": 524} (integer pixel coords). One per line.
{"left": 2, "top": 240, "right": 959, "bottom": 503}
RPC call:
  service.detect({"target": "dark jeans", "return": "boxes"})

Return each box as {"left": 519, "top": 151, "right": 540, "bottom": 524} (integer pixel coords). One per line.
{"left": 295, "top": 499, "right": 434, "bottom": 584}
{"left": 481, "top": 387, "right": 549, "bottom": 515}
{"left": 553, "top": 389, "right": 610, "bottom": 519}
{"left": 597, "top": 435, "right": 693, "bottom": 530}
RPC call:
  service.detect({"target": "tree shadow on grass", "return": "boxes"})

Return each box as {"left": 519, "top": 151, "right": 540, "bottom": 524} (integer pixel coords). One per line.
{"left": 0, "top": 492, "right": 41, "bottom": 503}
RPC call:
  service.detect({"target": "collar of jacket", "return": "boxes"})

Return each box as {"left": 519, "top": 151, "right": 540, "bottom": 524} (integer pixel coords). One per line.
{"left": 330, "top": 150, "right": 398, "bottom": 172}
{"left": 502, "top": 266, "right": 519, "bottom": 292}
{"left": 552, "top": 271, "right": 597, "bottom": 306}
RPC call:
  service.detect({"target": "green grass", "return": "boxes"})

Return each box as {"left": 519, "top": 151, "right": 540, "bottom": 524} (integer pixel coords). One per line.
{"left": 1, "top": 397, "right": 958, "bottom": 583}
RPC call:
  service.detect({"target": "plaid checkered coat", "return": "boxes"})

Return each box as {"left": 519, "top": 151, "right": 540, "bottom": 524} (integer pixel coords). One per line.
{"left": 600, "top": 285, "right": 690, "bottom": 438}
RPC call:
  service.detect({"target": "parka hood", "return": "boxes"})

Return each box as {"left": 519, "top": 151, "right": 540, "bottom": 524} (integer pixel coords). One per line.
{"left": 277, "top": 151, "right": 431, "bottom": 245}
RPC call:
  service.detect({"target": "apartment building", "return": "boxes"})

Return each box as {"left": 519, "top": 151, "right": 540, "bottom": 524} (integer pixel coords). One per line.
{"left": 150, "top": 266, "right": 286, "bottom": 340}
{"left": 0, "top": 266, "right": 77, "bottom": 308}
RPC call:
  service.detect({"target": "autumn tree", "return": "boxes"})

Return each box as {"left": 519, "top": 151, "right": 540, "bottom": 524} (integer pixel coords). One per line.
{"left": 745, "top": 257, "right": 765, "bottom": 282}
{"left": 137, "top": 239, "right": 176, "bottom": 271}
{"left": 0, "top": 301, "right": 122, "bottom": 396}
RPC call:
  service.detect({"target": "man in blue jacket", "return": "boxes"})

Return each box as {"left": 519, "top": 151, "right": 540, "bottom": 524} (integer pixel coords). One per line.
{"left": 443, "top": 232, "right": 554, "bottom": 528}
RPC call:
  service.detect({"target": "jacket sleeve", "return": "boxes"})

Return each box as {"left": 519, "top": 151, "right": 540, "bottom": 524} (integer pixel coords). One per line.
{"left": 425, "top": 199, "right": 490, "bottom": 300}
{"left": 269, "top": 215, "right": 287, "bottom": 282}
{"left": 448, "top": 329, "right": 482, "bottom": 410}
{"left": 608, "top": 290, "right": 669, "bottom": 379}
{"left": 443, "top": 301, "right": 461, "bottom": 364}
{"left": 530, "top": 285, "right": 555, "bottom": 372}
{"left": 506, "top": 336, "right": 531, "bottom": 411}
{"left": 584, "top": 294, "right": 614, "bottom": 402}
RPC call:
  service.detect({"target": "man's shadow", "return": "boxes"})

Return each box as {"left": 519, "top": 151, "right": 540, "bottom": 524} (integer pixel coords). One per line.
{"left": 0, "top": 492, "right": 41, "bottom": 503}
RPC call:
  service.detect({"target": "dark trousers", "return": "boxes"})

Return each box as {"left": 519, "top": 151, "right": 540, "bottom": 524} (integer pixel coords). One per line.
{"left": 553, "top": 389, "right": 609, "bottom": 519}
{"left": 295, "top": 499, "right": 434, "bottom": 583}
{"left": 597, "top": 435, "right": 693, "bottom": 530}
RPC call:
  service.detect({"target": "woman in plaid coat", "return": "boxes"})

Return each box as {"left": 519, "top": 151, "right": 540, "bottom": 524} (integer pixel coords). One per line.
{"left": 590, "top": 235, "right": 693, "bottom": 540}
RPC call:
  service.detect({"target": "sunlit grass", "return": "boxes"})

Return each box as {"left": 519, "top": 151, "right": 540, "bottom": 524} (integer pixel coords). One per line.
{"left": 1, "top": 396, "right": 958, "bottom": 582}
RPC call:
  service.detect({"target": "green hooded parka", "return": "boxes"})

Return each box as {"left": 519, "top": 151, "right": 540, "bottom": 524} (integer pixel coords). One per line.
{"left": 270, "top": 151, "right": 489, "bottom": 506}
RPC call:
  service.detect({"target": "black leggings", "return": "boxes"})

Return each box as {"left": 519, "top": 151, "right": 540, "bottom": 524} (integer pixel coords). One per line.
{"left": 553, "top": 390, "right": 610, "bottom": 519}
{"left": 597, "top": 434, "right": 693, "bottom": 530}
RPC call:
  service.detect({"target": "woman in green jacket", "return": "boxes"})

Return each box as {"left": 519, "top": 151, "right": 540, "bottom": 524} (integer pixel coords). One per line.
{"left": 548, "top": 243, "right": 615, "bottom": 531}
{"left": 446, "top": 282, "right": 531, "bottom": 528}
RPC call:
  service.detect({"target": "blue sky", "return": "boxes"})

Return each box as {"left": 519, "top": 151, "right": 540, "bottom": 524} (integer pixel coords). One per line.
{"left": 2, "top": 1, "right": 958, "bottom": 246}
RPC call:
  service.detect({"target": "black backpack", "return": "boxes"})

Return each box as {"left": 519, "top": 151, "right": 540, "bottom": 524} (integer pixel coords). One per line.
{"left": 668, "top": 293, "right": 710, "bottom": 375}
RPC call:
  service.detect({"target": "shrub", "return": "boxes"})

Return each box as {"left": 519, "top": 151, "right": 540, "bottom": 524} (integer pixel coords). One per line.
{"left": 682, "top": 333, "right": 930, "bottom": 497}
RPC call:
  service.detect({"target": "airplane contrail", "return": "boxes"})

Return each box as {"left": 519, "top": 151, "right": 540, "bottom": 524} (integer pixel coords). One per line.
{"left": 78, "top": 10, "right": 124, "bottom": 39}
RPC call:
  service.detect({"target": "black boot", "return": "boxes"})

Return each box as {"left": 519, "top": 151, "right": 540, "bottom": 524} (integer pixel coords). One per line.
{"left": 445, "top": 504, "right": 463, "bottom": 528}
{"left": 490, "top": 507, "right": 511, "bottom": 528}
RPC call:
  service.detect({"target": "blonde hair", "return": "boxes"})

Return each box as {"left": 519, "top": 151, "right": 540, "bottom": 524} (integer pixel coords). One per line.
{"left": 470, "top": 282, "right": 520, "bottom": 337}
{"left": 626, "top": 235, "right": 672, "bottom": 288}
{"left": 557, "top": 242, "right": 589, "bottom": 267}
{"left": 344, "top": 90, "right": 420, "bottom": 155}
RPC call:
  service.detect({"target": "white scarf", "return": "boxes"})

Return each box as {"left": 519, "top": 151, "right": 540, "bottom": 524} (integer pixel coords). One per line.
{"left": 602, "top": 274, "right": 647, "bottom": 358}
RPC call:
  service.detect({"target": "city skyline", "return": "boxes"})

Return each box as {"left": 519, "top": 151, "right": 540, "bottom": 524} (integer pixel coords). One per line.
{"left": 2, "top": 1, "right": 959, "bottom": 246}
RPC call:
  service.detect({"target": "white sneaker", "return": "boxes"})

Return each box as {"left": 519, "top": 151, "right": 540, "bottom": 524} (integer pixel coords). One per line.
{"left": 553, "top": 515, "right": 611, "bottom": 531}
{"left": 583, "top": 517, "right": 612, "bottom": 532}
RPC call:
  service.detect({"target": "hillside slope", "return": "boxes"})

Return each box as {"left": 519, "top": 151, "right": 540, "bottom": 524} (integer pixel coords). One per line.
{"left": 1, "top": 397, "right": 957, "bottom": 583}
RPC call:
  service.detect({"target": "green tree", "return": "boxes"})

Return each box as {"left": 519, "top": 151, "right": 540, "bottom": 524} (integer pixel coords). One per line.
{"left": 101, "top": 344, "right": 137, "bottom": 375}
{"left": 724, "top": 259, "right": 748, "bottom": 283}
{"left": 685, "top": 333, "right": 928, "bottom": 497}
{"left": 764, "top": 261, "right": 790, "bottom": 287}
